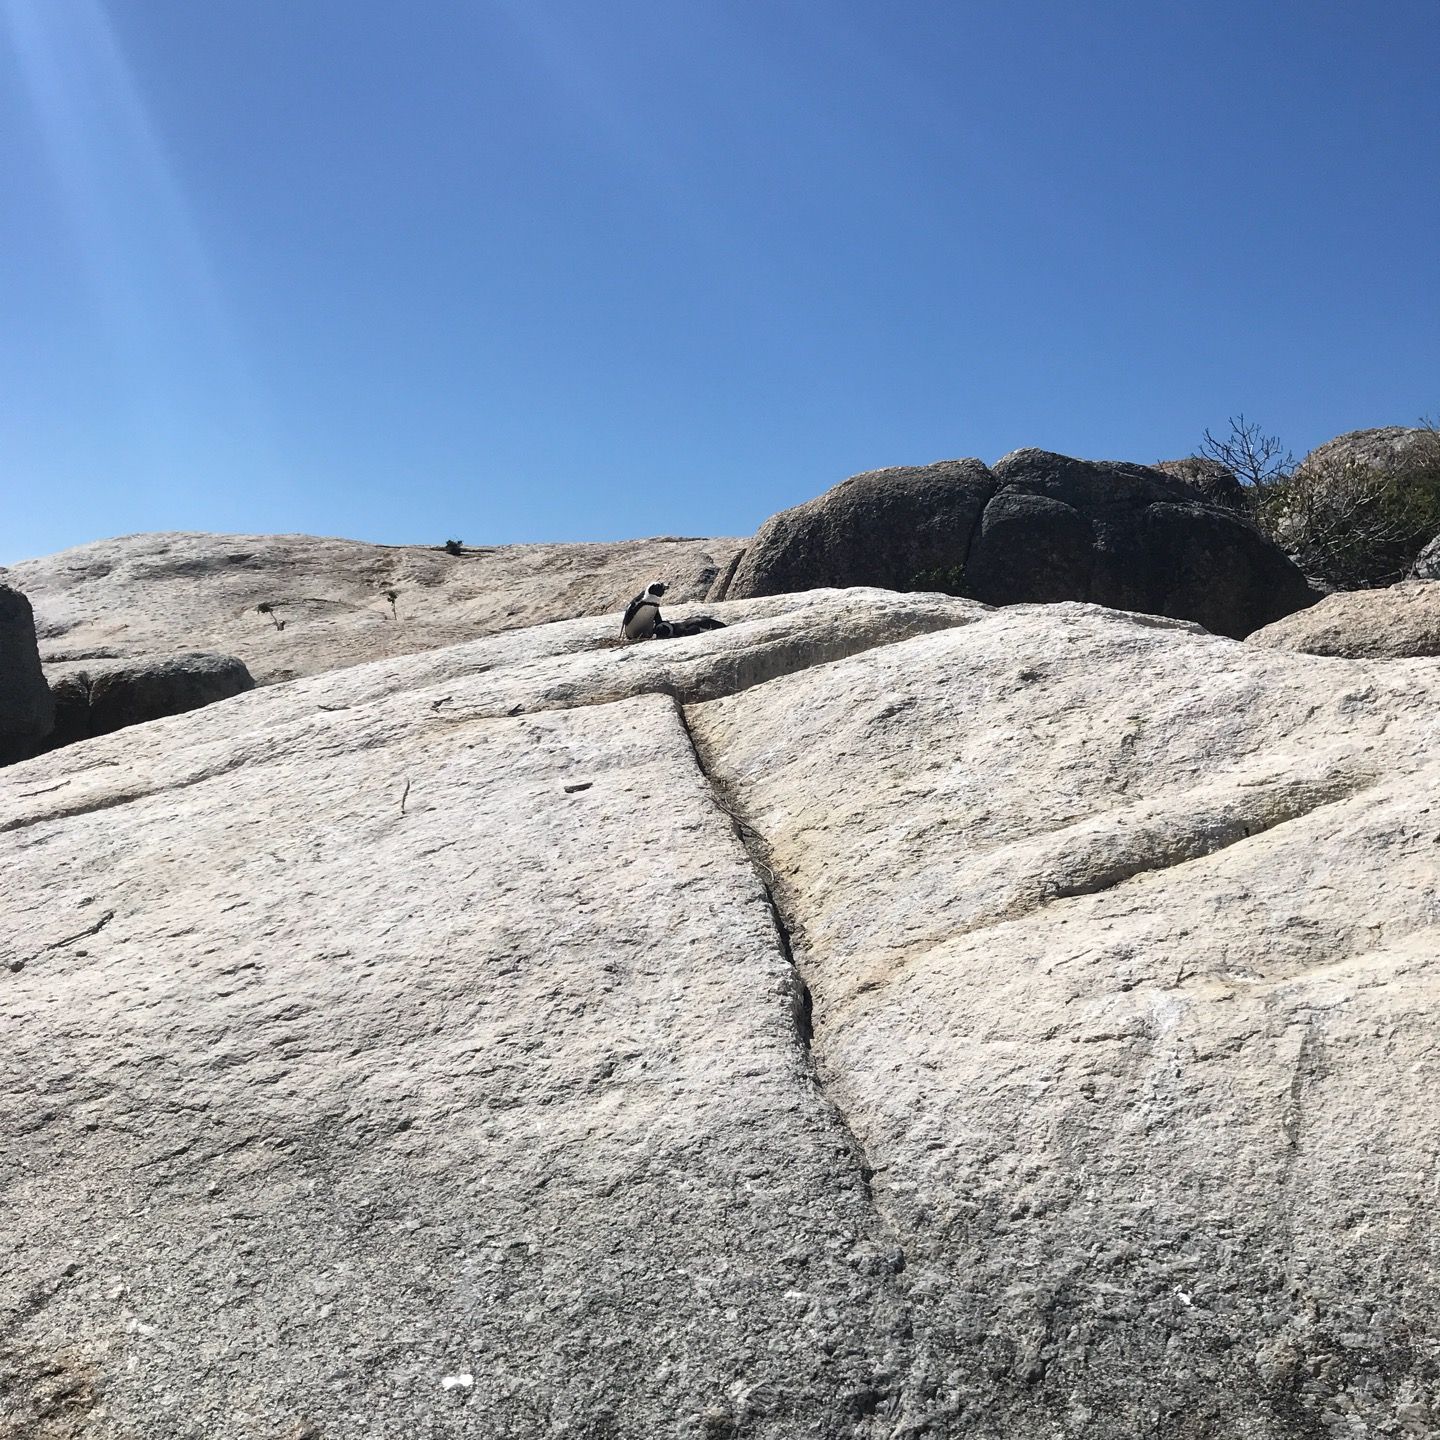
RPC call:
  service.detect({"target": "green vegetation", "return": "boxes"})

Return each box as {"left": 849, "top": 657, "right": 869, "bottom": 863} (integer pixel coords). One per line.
{"left": 1199, "top": 416, "right": 1440, "bottom": 591}
{"left": 909, "top": 565, "right": 969, "bottom": 596}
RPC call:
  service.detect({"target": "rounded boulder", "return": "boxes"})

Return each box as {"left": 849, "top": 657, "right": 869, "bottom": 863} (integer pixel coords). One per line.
{"left": 47, "top": 652, "right": 256, "bottom": 747}
{"left": 724, "top": 450, "right": 1316, "bottom": 638}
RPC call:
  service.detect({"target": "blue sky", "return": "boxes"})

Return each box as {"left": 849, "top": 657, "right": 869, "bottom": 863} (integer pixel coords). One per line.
{"left": 3, "top": 0, "right": 1437, "bottom": 565}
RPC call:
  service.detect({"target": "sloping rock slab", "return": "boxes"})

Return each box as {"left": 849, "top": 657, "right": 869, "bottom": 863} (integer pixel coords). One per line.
{"left": 0, "top": 590, "right": 978, "bottom": 1440}
{"left": 3, "top": 530, "right": 743, "bottom": 686}
{"left": 4, "top": 589, "right": 1439, "bottom": 1438}
{"left": 47, "top": 652, "right": 255, "bottom": 746}
{"left": 1249, "top": 581, "right": 1440, "bottom": 658}
{"left": 686, "top": 603, "right": 1440, "bottom": 1436}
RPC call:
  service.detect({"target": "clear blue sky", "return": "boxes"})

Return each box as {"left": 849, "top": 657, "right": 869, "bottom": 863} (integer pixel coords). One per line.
{"left": 3, "top": 0, "right": 1437, "bottom": 565}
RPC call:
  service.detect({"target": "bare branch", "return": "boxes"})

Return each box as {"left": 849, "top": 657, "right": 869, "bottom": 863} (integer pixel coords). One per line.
{"left": 1198, "top": 414, "right": 1294, "bottom": 488}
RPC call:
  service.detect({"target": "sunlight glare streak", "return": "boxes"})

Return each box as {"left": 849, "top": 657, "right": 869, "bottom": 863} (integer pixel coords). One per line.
{"left": 2, "top": 0, "right": 274, "bottom": 468}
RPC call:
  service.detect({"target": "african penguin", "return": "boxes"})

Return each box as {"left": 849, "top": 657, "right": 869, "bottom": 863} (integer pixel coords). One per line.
{"left": 653, "top": 615, "right": 727, "bottom": 639}
{"left": 620, "top": 582, "right": 667, "bottom": 640}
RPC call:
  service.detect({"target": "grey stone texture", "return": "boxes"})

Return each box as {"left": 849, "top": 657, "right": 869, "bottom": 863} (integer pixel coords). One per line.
{"left": 2, "top": 531, "right": 744, "bottom": 686}
{"left": 1410, "top": 533, "right": 1439, "bottom": 581}
{"left": 722, "top": 452, "right": 1315, "bottom": 638}
{"left": 47, "top": 652, "right": 255, "bottom": 746}
{"left": 1154, "top": 456, "right": 1247, "bottom": 510}
{"left": 1296, "top": 425, "right": 1437, "bottom": 478}
{"left": 717, "top": 458, "right": 996, "bottom": 602}
{"left": 0, "top": 583, "right": 55, "bottom": 762}
{"left": 3, "top": 586, "right": 1439, "bottom": 1438}
{"left": 1250, "top": 580, "right": 1440, "bottom": 658}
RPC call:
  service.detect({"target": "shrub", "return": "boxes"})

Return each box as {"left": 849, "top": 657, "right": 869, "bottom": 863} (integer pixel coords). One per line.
{"left": 1256, "top": 435, "right": 1440, "bottom": 590}
{"left": 909, "top": 565, "right": 968, "bottom": 596}
{"left": 1198, "top": 416, "right": 1440, "bottom": 591}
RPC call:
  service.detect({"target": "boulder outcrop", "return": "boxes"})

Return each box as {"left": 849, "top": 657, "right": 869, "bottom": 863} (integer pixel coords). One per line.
{"left": 3, "top": 587, "right": 1438, "bottom": 1437}
{"left": 1412, "top": 533, "right": 1440, "bottom": 580}
{"left": 717, "top": 458, "right": 995, "bottom": 601}
{"left": 1296, "top": 425, "right": 1438, "bottom": 478}
{"left": 1285, "top": 428, "right": 1440, "bottom": 585}
{"left": 2, "top": 530, "right": 743, "bottom": 685}
{"left": 1249, "top": 580, "right": 1440, "bottom": 658}
{"left": 723, "top": 452, "right": 1315, "bottom": 638}
{"left": 47, "top": 652, "right": 255, "bottom": 747}
{"left": 0, "top": 583, "right": 55, "bottom": 763}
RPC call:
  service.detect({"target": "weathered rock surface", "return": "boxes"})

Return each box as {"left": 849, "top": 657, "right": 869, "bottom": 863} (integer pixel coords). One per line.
{"left": 687, "top": 602, "right": 1440, "bottom": 1436}
{"left": 719, "top": 458, "right": 995, "bottom": 601}
{"left": 1289, "top": 428, "right": 1440, "bottom": 585}
{"left": 0, "top": 583, "right": 55, "bottom": 763}
{"left": 2, "top": 530, "right": 743, "bottom": 685}
{"left": 971, "top": 451, "right": 1314, "bottom": 636}
{"left": 1155, "top": 456, "right": 1247, "bottom": 510}
{"left": 3, "top": 587, "right": 1438, "bottom": 1438}
{"left": 1296, "top": 425, "right": 1438, "bottom": 479}
{"left": 1249, "top": 580, "right": 1440, "bottom": 658}
{"left": 723, "top": 452, "right": 1314, "bottom": 638}
{"left": 47, "top": 652, "right": 255, "bottom": 747}
{"left": 1412, "top": 533, "right": 1440, "bottom": 580}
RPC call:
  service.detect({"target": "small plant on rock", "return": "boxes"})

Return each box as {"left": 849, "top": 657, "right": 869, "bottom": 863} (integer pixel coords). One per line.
{"left": 908, "top": 565, "right": 969, "bottom": 596}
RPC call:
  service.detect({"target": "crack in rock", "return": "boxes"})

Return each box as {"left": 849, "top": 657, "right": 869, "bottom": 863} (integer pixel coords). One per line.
{"left": 673, "top": 700, "right": 896, "bottom": 1238}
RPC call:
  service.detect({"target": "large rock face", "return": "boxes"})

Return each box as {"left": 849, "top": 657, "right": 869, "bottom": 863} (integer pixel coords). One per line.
{"left": 723, "top": 452, "right": 1314, "bottom": 638}
{"left": 0, "top": 583, "right": 55, "bottom": 762}
{"left": 3, "top": 588, "right": 1438, "bottom": 1438}
{"left": 1249, "top": 580, "right": 1440, "bottom": 658}
{"left": 2, "top": 530, "right": 743, "bottom": 685}
{"left": 47, "top": 652, "right": 255, "bottom": 747}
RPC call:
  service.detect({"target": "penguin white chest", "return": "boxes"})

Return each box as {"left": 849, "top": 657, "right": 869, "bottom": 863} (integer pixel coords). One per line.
{"left": 624, "top": 602, "right": 659, "bottom": 639}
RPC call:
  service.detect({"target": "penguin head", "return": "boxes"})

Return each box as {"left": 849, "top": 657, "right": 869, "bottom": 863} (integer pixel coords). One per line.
{"left": 645, "top": 582, "right": 668, "bottom": 599}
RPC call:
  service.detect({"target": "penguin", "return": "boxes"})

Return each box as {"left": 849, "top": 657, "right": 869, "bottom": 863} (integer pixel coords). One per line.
{"left": 653, "top": 615, "right": 727, "bottom": 639}
{"left": 620, "top": 582, "right": 667, "bottom": 640}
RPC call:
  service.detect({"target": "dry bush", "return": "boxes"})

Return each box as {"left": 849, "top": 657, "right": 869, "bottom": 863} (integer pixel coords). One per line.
{"left": 1198, "top": 416, "right": 1440, "bottom": 590}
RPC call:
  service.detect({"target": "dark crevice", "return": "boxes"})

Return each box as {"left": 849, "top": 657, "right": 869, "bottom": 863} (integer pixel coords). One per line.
{"left": 707, "top": 546, "right": 747, "bottom": 603}
{"left": 0, "top": 760, "right": 250, "bottom": 836}
{"left": 672, "top": 699, "right": 894, "bottom": 1232}
{"left": 833, "top": 768, "right": 1379, "bottom": 1018}
{"left": 957, "top": 479, "right": 1003, "bottom": 582}
{"left": 16, "top": 781, "right": 70, "bottom": 799}
{"left": 1038, "top": 770, "right": 1376, "bottom": 906}
{"left": 37, "top": 909, "right": 114, "bottom": 953}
